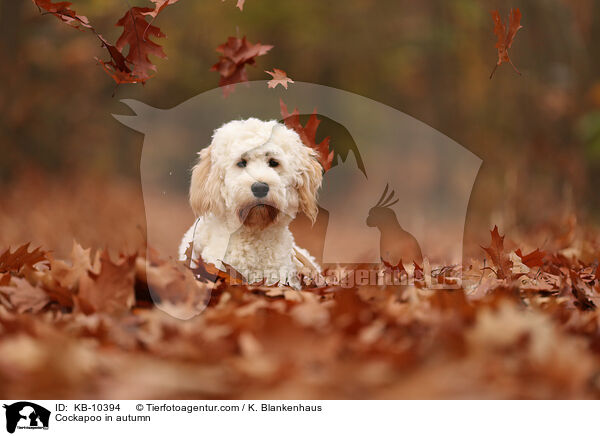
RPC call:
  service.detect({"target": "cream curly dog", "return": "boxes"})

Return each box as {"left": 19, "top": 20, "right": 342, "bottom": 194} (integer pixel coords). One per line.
{"left": 178, "top": 118, "right": 323, "bottom": 288}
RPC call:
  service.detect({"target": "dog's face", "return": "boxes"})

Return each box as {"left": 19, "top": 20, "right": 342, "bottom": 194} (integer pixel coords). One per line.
{"left": 190, "top": 118, "right": 323, "bottom": 230}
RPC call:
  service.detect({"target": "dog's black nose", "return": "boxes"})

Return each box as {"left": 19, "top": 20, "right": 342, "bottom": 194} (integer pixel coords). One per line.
{"left": 251, "top": 182, "right": 269, "bottom": 198}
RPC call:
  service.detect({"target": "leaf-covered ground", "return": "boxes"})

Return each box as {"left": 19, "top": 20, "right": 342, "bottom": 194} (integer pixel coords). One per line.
{"left": 2, "top": 174, "right": 600, "bottom": 399}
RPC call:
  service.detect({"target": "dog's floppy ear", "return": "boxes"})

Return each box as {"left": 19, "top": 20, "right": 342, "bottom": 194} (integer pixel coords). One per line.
{"left": 189, "top": 145, "right": 221, "bottom": 217}
{"left": 297, "top": 148, "right": 323, "bottom": 223}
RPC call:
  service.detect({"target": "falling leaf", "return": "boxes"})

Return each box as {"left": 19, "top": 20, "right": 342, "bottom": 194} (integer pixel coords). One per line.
{"left": 31, "top": 0, "right": 91, "bottom": 29}
{"left": 211, "top": 36, "right": 273, "bottom": 95}
{"left": 265, "top": 69, "right": 294, "bottom": 89}
{"left": 141, "top": 0, "right": 180, "bottom": 19}
{"left": 112, "top": 7, "right": 167, "bottom": 83}
{"left": 482, "top": 226, "right": 513, "bottom": 279}
{"left": 279, "top": 99, "right": 334, "bottom": 171}
{"left": 32, "top": 0, "right": 173, "bottom": 86}
{"left": 490, "top": 8, "right": 523, "bottom": 78}
{"left": 0, "top": 243, "right": 47, "bottom": 274}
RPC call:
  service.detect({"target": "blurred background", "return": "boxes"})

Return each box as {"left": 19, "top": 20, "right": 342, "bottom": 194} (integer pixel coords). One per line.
{"left": 1, "top": 0, "right": 599, "bottom": 259}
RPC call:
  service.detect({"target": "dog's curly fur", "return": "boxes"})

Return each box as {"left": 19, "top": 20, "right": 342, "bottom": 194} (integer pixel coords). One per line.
{"left": 178, "top": 118, "right": 323, "bottom": 288}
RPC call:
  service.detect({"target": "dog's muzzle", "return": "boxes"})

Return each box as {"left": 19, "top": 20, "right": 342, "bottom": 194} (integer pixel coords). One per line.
{"left": 238, "top": 202, "right": 278, "bottom": 228}
{"left": 251, "top": 182, "right": 269, "bottom": 198}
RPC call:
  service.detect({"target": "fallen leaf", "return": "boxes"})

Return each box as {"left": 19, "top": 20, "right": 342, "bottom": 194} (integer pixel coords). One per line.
{"left": 76, "top": 251, "right": 136, "bottom": 315}
{"left": 50, "top": 241, "right": 99, "bottom": 290}
{"left": 0, "top": 278, "right": 50, "bottom": 313}
{"left": 515, "top": 248, "right": 546, "bottom": 268}
{"left": 0, "top": 243, "right": 47, "bottom": 274}
{"left": 482, "top": 226, "right": 513, "bottom": 279}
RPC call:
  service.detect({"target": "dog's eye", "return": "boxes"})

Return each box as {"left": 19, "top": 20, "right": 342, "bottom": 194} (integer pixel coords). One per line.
{"left": 237, "top": 159, "right": 247, "bottom": 168}
{"left": 268, "top": 159, "right": 279, "bottom": 168}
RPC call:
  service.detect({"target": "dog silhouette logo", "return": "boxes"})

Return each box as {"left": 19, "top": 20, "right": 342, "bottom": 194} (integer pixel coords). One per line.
{"left": 114, "top": 80, "right": 481, "bottom": 315}
{"left": 3, "top": 402, "right": 50, "bottom": 434}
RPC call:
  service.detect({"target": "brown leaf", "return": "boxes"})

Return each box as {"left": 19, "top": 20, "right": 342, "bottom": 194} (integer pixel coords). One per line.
{"left": 279, "top": 99, "right": 334, "bottom": 171}
{"left": 137, "top": 257, "right": 211, "bottom": 307}
{"left": 490, "top": 8, "right": 523, "bottom": 78}
{"left": 113, "top": 7, "right": 167, "bottom": 83}
{"left": 76, "top": 251, "right": 136, "bottom": 315}
{"left": 515, "top": 248, "right": 546, "bottom": 269}
{"left": 211, "top": 36, "right": 273, "bottom": 95}
{"left": 141, "top": 0, "right": 180, "bottom": 19}
{"left": 265, "top": 69, "right": 294, "bottom": 89}
{"left": 32, "top": 0, "right": 91, "bottom": 29}
{"left": 569, "top": 269, "right": 597, "bottom": 311}
{"left": 0, "top": 243, "right": 47, "bottom": 274}
{"left": 482, "top": 226, "right": 513, "bottom": 279}
{"left": 50, "top": 241, "right": 99, "bottom": 290}
{"left": 0, "top": 278, "right": 50, "bottom": 313}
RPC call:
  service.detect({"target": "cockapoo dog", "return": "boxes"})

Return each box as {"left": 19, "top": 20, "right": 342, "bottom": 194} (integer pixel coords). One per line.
{"left": 178, "top": 118, "right": 323, "bottom": 288}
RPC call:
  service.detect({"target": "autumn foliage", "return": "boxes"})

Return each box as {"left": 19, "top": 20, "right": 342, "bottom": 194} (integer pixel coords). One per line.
{"left": 2, "top": 206, "right": 600, "bottom": 399}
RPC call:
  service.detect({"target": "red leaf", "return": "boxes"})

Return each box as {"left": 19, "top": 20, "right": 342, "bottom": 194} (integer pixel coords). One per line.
{"left": 32, "top": 1, "right": 170, "bottom": 85}
{"left": 490, "top": 8, "right": 523, "bottom": 78}
{"left": 481, "top": 226, "right": 513, "bottom": 279}
{"left": 0, "top": 243, "right": 48, "bottom": 274}
{"left": 515, "top": 248, "right": 546, "bottom": 268}
{"left": 211, "top": 36, "right": 273, "bottom": 95}
{"left": 279, "top": 99, "right": 334, "bottom": 171}
{"left": 113, "top": 7, "right": 167, "bottom": 83}
{"left": 31, "top": 0, "right": 91, "bottom": 29}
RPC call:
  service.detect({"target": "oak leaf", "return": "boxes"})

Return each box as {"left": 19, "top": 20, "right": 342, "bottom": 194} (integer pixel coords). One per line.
{"left": 76, "top": 251, "right": 136, "bottom": 315}
{"left": 279, "top": 99, "right": 334, "bottom": 171}
{"left": 0, "top": 278, "right": 50, "bottom": 314}
{"left": 490, "top": 8, "right": 523, "bottom": 78}
{"left": 0, "top": 243, "right": 47, "bottom": 274}
{"left": 265, "top": 69, "right": 294, "bottom": 89}
{"left": 482, "top": 226, "right": 513, "bottom": 279}
{"left": 142, "top": 0, "right": 180, "bottom": 19}
{"left": 569, "top": 269, "right": 597, "bottom": 311}
{"left": 211, "top": 36, "right": 273, "bottom": 95}
{"left": 50, "top": 242, "right": 99, "bottom": 290}
{"left": 515, "top": 248, "right": 546, "bottom": 269}
{"left": 31, "top": 0, "right": 91, "bottom": 29}
{"left": 113, "top": 7, "right": 167, "bottom": 83}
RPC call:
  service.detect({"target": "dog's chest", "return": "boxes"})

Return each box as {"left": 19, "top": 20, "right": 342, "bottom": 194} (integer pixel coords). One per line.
{"left": 223, "top": 227, "right": 295, "bottom": 272}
